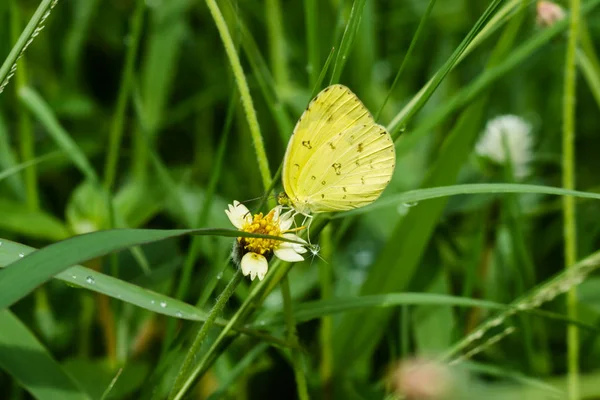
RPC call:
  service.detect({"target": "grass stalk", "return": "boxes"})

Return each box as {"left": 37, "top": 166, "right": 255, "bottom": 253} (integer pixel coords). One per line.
{"left": 304, "top": 0, "right": 319, "bottom": 87}
{"left": 10, "top": 0, "right": 38, "bottom": 211}
{"left": 103, "top": 0, "right": 145, "bottom": 190}
{"left": 168, "top": 270, "right": 243, "bottom": 400}
{"left": 563, "top": 0, "right": 581, "bottom": 398}
{"left": 319, "top": 224, "right": 333, "bottom": 395}
{"left": 281, "top": 276, "right": 310, "bottom": 400}
{"left": 206, "top": 0, "right": 272, "bottom": 192}
{"left": 266, "top": 0, "right": 289, "bottom": 88}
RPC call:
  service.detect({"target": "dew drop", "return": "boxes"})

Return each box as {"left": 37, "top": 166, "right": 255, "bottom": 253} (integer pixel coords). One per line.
{"left": 176, "top": 311, "right": 183, "bottom": 318}
{"left": 160, "top": 301, "right": 167, "bottom": 308}
{"left": 71, "top": 275, "right": 77, "bottom": 279}
{"left": 85, "top": 276, "right": 95, "bottom": 284}
{"left": 216, "top": 273, "right": 223, "bottom": 280}
{"left": 0, "top": 241, "right": 3, "bottom": 246}
{"left": 151, "top": 300, "right": 155, "bottom": 305}
{"left": 18, "top": 253, "right": 24, "bottom": 258}
{"left": 402, "top": 202, "right": 419, "bottom": 208}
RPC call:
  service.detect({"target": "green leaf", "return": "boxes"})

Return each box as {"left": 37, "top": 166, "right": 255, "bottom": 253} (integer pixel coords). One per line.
{"left": 0, "top": 310, "right": 91, "bottom": 400}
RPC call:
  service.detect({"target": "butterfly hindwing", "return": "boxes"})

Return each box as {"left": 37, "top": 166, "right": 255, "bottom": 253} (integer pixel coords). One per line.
{"left": 282, "top": 84, "right": 395, "bottom": 213}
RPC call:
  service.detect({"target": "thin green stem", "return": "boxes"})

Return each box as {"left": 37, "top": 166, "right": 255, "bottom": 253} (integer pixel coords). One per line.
{"left": 206, "top": 0, "right": 272, "bottom": 192}
{"left": 318, "top": 225, "right": 333, "bottom": 392}
{"left": 304, "top": 0, "right": 319, "bottom": 87}
{"left": 375, "top": 0, "right": 437, "bottom": 121}
{"left": 103, "top": 0, "right": 145, "bottom": 190}
{"left": 167, "top": 270, "right": 243, "bottom": 400}
{"left": 10, "top": 0, "right": 38, "bottom": 211}
{"left": 266, "top": 0, "right": 289, "bottom": 88}
{"left": 563, "top": 0, "right": 580, "bottom": 398}
{"left": 281, "top": 276, "right": 310, "bottom": 400}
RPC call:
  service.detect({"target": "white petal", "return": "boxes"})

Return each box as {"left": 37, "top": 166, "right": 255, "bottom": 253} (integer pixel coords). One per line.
{"left": 240, "top": 252, "right": 269, "bottom": 281}
{"left": 274, "top": 247, "right": 305, "bottom": 262}
{"left": 278, "top": 210, "right": 295, "bottom": 231}
{"left": 280, "top": 233, "right": 308, "bottom": 253}
{"left": 225, "top": 200, "right": 251, "bottom": 229}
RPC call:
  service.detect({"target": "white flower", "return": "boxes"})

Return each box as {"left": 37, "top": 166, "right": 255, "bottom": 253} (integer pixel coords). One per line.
{"left": 475, "top": 115, "right": 533, "bottom": 180}
{"left": 225, "top": 201, "right": 307, "bottom": 281}
{"left": 536, "top": 1, "right": 565, "bottom": 27}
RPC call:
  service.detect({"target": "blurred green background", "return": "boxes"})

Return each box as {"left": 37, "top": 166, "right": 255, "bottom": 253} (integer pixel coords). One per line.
{"left": 1, "top": 0, "right": 600, "bottom": 399}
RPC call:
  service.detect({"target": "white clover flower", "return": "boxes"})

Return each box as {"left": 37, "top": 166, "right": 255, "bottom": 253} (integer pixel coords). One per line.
{"left": 536, "top": 1, "right": 566, "bottom": 28}
{"left": 475, "top": 114, "right": 533, "bottom": 180}
{"left": 225, "top": 200, "right": 307, "bottom": 281}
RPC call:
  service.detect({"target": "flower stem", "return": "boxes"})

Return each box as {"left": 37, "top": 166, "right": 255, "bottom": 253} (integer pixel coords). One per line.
{"left": 206, "top": 0, "right": 272, "bottom": 192}
{"left": 563, "top": 0, "right": 580, "bottom": 399}
{"left": 281, "top": 275, "right": 310, "bottom": 400}
{"left": 167, "top": 269, "right": 243, "bottom": 400}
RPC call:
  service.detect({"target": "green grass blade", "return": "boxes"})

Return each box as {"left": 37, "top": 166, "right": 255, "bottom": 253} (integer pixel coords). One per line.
{"left": 387, "top": 0, "right": 502, "bottom": 137}
{"left": 19, "top": 86, "right": 99, "bottom": 185}
{"left": 393, "top": 0, "right": 600, "bottom": 155}
{"left": 375, "top": 0, "right": 437, "bottom": 120}
{"left": 335, "top": 183, "right": 600, "bottom": 218}
{"left": 0, "top": 310, "right": 92, "bottom": 400}
{"left": 0, "top": 0, "right": 59, "bottom": 95}
{"left": 0, "top": 227, "right": 302, "bottom": 309}
{"left": 329, "top": 0, "right": 367, "bottom": 84}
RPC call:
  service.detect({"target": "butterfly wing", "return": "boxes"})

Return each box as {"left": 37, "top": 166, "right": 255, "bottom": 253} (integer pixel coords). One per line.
{"left": 282, "top": 84, "right": 395, "bottom": 213}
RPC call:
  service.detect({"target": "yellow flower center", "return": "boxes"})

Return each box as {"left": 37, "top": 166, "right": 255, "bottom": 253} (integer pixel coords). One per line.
{"left": 239, "top": 209, "right": 282, "bottom": 255}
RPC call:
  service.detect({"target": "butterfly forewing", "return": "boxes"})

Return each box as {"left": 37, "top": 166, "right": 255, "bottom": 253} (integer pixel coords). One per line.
{"left": 282, "top": 84, "right": 395, "bottom": 213}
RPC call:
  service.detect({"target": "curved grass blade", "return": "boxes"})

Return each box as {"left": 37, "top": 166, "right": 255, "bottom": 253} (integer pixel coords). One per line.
{"left": 0, "top": 0, "right": 59, "bottom": 95}
{"left": 0, "top": 228, "right": 304, "bottom": 309}
{"left": 335, "top": 183, "right": 600, "bottom": 218}
{"left": 0, "top": 310, "right": 91, "bottom": 400}
{"left": 255, "top": 293, "right": 599, "bottom": 333}
{"left": 0, "top": 238, "right": 296, "bottom": 349}
{"left": 0, "top": 197, "right": 70, "bottom": 241}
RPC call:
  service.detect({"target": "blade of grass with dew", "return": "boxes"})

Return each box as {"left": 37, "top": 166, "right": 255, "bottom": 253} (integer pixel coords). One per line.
{"left": 393, "top": 0, "right": 600, "bottom": 156}
{"left": 0, "top": 0, "right": 59, "bottom": 95}
{"left": 0, "top": 239, "right": 296, "bottom": 350}
{"left": 221, "top": 0, "right": 294, "bottom": 143}
{"left": 206, "top": 0, "right": 272, "bottom": 192}
{"left": 329, "top": 0, "right": 366, "bottom": 85}
{"left": 331, "top": 8, "right": 528, "bottom": 369}
{"left": 0, "top": 197, "right": 70, "bottom": 240}
{"left": 0, "top": 310, "right": 92, "bottom": 400}
{"left": 375, "top": 0, "right": 437, "bottom": 120}
{"left": 335, "top": 183, "right": 600, "bottom": 218}
{"left": 0, "top": 228, "right": 303, "bottom": 309}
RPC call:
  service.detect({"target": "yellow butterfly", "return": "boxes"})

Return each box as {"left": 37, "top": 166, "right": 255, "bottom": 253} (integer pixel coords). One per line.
{"left": 279, "top": 84, "right": 396, "bottom": 219}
